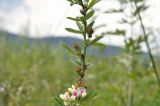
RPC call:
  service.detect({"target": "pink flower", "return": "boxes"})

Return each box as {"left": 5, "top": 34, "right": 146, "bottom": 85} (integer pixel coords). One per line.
{"left": 59, "top": 85, "right": 87, "bottom": 105}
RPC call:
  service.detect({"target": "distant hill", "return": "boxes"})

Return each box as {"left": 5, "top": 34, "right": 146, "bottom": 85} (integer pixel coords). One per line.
{"left": 1, "top": 31, "right": 124, "bottom": 56}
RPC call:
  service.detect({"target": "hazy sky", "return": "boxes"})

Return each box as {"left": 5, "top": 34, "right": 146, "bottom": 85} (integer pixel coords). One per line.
{"left": 0, "top": 0, "right": 160, "bottom": 47}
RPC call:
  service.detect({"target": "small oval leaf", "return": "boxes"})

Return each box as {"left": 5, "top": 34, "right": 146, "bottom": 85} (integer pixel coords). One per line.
{"left": 65, "top": 28, "right": 83, "bottom": 34}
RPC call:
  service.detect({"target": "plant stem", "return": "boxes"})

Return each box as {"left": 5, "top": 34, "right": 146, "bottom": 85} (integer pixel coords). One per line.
{"left": 82, "top": 21, "right": 87, "bottom": 73}
{"left": 134, "top": 0, "right": 160, "bottom": 87}
{"left": 81, "top": 4, "right": 88, "bottom": 77}
{"left": 127, "top": 79, "right": 133, "bottom": 106}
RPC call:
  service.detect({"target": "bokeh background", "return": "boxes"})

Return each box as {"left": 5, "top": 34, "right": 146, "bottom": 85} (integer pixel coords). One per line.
{"left": 0, "top": 0, "right": 160, "bottom": 106}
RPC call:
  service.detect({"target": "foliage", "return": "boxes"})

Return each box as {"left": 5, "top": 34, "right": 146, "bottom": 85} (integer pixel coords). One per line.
{"left": 55, "top": 0, "right": 105, "bottom": 105}
{"left": 0, "top": 38, "right": 160, "bottom": 106}
{"left": 0, "top": 0, "right": 159, "bottom": 106}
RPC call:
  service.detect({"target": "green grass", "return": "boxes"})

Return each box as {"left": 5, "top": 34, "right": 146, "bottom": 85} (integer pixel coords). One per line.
{"left": 0, "top": 37, "right": 160, "bottom": 106}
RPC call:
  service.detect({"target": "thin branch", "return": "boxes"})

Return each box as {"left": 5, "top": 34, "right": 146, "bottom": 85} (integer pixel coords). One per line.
{"left": 134, "top": 0, "right": 160, "bottom": 87}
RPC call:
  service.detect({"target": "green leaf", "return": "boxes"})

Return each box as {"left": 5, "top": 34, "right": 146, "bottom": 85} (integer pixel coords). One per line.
{"left": 104, "top": 8, "right": 123, "bottom": 13}
{"left": 93, "top": 42, "right": 107, "bottom": 47}
{"left": 71, "top": 59, "right": 82, "bottom": 66}
{"left": 134, "top": 4, "right": 149, "bottom": 16}
{"left": 76, "top": 21, "right": 83, "bottom": 31}
{"left": 118, "top": 18, "right": 128, "bottom": 24}
{"left": 67, "top": 0, "right": 80, "bottom": 6}
{"left": 137, "top": 36, "right": 143, "bottom": 43}
{"left": 85, "top": 10, "right": 94, "bottom": 20}
{"left": 62, "top": 43, "right": 75, "bottom": 55}
{"left": 70, "top": 2, "right": 75, "bottom": 6}
{"left": 67, "top": 0, "right": 73, "bottom": 3}
{"left": 88, "top": 0, "right": 101, "bottom": 9}
{"left": 87, "top": 21, "right": 95, "bottom": 28}
{"left": 87, "top": 91, "right": 97, "bottom": 98}
{"left": 65, "top": 28, "right": 83, "bottom": 34}
{"left": 67, "top": 0, "right": 76, "bottom": 6}
{"left": 67, "top": 17, "right": 83, "bottom": 21}
{"left": 129, "top": 38, "right": 135, "bottom": 46}
{"left": 118, "top": 18, "right": 138, "bottom": 25}
{"left": 88, "top": 36, "right": 103, "bottom": 46}
{"left": 106, "top": 29, "right": 126, "bottom": 36}
{"left": 54, "top": 97, "right": 64, "bottom": 106}
{"left": 81, "top": 91, "right": 97, "bottom": 101}
{"left": 86, "top": 64, "right": 93, "bottom": 69}
{"left": 72, "top": 0, "right": 78, "bottom": 2}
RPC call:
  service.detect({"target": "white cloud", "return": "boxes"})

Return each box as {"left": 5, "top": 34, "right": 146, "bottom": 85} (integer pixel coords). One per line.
{"left": 0, "top": 0, "right": 160, "bottom": 48}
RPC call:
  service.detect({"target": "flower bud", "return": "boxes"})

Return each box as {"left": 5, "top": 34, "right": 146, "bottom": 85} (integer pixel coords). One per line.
{"left": 80, "top": 5, "right": 88, "bottom": 15}
{"left": 76, "top": 80, "right": 85, "bottom": 87}
{"left": 80, "top": 53, "right": 84, "bottom": 59}
{"left": 80, "top": 72, "right": 84, "bottom": 78}
{"left": 73, "top": 42, "right": 80, "bottom": 50}
{"left": 86, "top": 26, "right": 94, "bottom": 38}
{"left": 73, "top": 42, "right": 81, "bottom": 56}
{"left": 75, "top": 66, "right": 81, "bottom": 73}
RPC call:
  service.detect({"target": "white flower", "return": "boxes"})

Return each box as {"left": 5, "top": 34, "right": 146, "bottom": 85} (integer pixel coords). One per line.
{"left": 71, "top": 95, "right": 76, "bottom": 100}
{"left": 68, "top": 88, "right": 73, "bottom": 93}
{"left": 60, "top": 94, "right": 65, "bottom": 100}
{"left": 64, "top": 92, "right": 71, "bottom": 101}
{"left": 0, "top": 85, "right": 5, "bottom": 93}
{"left": 60, "top": 93, "right": 68, "bottom": 101}
{"left": 64, "top": 101, "right": 69, "bottom": 106}
{"left": 72, "top": 85, "right": 76, "bottom": 90}
{"left": 81, "top": 92, "right": 87, "bottom": 97}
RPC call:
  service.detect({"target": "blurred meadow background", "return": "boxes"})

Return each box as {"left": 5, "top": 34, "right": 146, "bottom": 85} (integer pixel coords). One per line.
{"left": 0, "top": 0, "right": 160, "bottom": 106}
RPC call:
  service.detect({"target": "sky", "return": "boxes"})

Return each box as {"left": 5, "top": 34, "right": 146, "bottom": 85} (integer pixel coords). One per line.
{"left": 0, "top": 0, "right": 160, "bottom": 49}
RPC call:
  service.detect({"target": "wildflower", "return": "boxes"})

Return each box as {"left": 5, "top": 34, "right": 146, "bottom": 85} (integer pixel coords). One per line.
{"left": 57, "top": 0, "right": 100, "bottom": 105}
{"left": 59, "top": 85, "right": 87, "bottom": 105}
{"left": 74, "top": 87, "right": 87, "bottom": 97}
{"left": 0, "top": 85, "right": 5, "bottom": 93}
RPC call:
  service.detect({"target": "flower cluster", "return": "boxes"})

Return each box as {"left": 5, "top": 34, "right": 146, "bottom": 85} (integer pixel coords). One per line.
{"left": 0, "top": 85, "right": 5, "bottom": 93}
{"left": 60, "top": 85, "right": 87, "bottom": 105}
